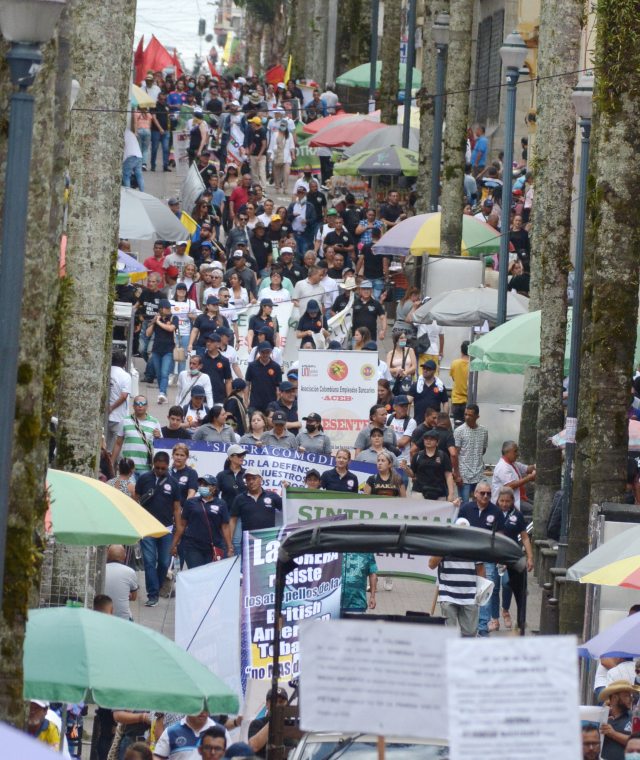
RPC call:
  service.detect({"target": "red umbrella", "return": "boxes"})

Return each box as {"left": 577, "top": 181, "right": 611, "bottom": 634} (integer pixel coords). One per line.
{"left": 309, "top": 119, "right": 386, "bottom": 148}
{"left": 303, "top": 111, "right": 380, "bottom": 135}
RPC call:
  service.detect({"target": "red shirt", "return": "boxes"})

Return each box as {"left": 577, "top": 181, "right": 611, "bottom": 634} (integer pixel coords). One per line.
{"left": 144, "top": 256, "right": 166, "bottom": 281}
{"left": 229, "top": 185, "right": 250, "bottom": 212}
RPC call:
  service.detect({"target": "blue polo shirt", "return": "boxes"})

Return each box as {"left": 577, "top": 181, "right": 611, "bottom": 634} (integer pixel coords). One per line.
{"left": 230, "top": 489, "right": 282, "bottom": 531}
{"left": 170, "top": 465, "right": 199, "bottom": 504}
{"left": 500, "top": 506, "right": 527, "bottom": 543}
{"left": 409, "top": 379, "right": 449, "bottom": 422}
{"left": 319, "top": 468, "right": 359, "bottom": 493}
{"left": 245, "top": 359, "right": 282, "bottom": 412}
{"left": 135, "top": 471, "right": 181, "bottom": 526}
{"left": 458, "top": 500, "right": 505, "bottom": 532}
{"left": 181, "top": 496, "right": 229, "bottom": 551}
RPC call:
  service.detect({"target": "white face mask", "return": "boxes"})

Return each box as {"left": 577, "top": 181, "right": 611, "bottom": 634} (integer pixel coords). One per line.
{"left": 626, "top": 754, "right": 640, "bottom": 760}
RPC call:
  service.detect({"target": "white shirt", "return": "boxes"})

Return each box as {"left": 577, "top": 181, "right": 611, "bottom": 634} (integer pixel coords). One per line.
{"left": 293, "top": 278, "right": 321, "bottom": 314}
{"left": 605, "top": 660, "right": 636, "bottom": 686}
{"left": 220, "top": 344, "right": 240, "bottom": 367}
{"left": 123, "top": 128, "right": 142, "bottom": 160}
{"left": 291, "top": 200, "right": 308, "bottom": 233}
{"left": 105, "top": 561, "right": 139, "bottom": 620}
{"left": 492, "top": 458, "right": 528, "bottom": 508}
{"left": 154, "top": 717, "right": 231, "bottom": 760}
{"left": 388, "top": 414, "right": 417, "bottom": 462}
{"left": 320, "top": 274, "right": 339, "bottom": 310}
{"left": 248, "top": 345, "right": 284, "bottom": 367}
{"left": 416, "top": 320, "right": 443, "bottom": 355}
{"left": 140, "top": 81, "right": 161, "bottom": 101}
{"left": 171, "top": 299, "right": 197, "bottom": 336}
{"left": 220, "top": 304, "right": 239, "bottom": 324}
{"left": 109, "top": 366, "right": 132, "bottom": 423}
{"left": 259, "top": 287, "right": 292, "bottom": 305}
{"left": 176, "top": 370, "right": 214, "bottom": 407}
{"left": 294, "top": 176, "right": 310, "bottom": 194}
{"left": 376, "top": 360, "right": 393, "bottom": 382}
{"left": 321, "top": 90, "right": 339, "bottom": 114}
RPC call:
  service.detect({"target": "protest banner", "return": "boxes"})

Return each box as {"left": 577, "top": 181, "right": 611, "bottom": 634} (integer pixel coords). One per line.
{"left": 300, "top": 619, "right": 454, "bottom": 740}
{"left": 175, "top": 556, "right": 242, "bottom": 699}
{"left": 241, "top": 524, "right": 342, "bottom": 688}
{"left": 446, "top": 636, "right": 581, "bottom": 760}
{"left": 297, "top": 349, "right": 378, "bottom": 448}
{"left": 285, "top": 488, "right": 457, "bottom": 580}
{"left": 154, "top": 441, "right": 376, "bottom": 495}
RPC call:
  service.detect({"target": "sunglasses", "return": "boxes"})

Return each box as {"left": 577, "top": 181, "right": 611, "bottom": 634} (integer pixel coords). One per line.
{"left": 477, "top": 491, "right": 491, "bottom": 496}
{"left": 133, "top": 401, "right": 147, "bottom": 407}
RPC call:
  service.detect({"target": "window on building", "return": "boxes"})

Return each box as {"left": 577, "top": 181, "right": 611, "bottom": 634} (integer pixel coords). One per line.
{"left": 473, "top": 10, "right": 504, "bottom": 125}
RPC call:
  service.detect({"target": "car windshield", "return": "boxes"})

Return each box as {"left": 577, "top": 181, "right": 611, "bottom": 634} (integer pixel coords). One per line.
{"left": 298, "top": 740, "right": 449, "bottom": 760}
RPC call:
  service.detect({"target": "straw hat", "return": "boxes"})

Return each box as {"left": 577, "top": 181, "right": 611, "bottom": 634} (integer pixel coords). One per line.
{"left": 598, "top": 680, "right": 640, "bottom": 702}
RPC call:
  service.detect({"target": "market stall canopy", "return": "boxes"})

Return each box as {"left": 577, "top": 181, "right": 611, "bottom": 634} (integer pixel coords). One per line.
{"left": 577, "top": 612, "right": 640, "bottom": 659}
{"left": 334, "top": 145, "right": 419, "bottom": 177}
{"left": 343, "top": 124, "right": 419, "bottom": 156}
{"left": 373, "top": 212, "right": 502, "bottom": 257}
{"left": 24, "top": 607, "right": 240, "bottom": 713}
{"left": 46, "top": 469, "right": 169, "bottom": 545}
{"left": 567, "top": 525, "right": 640, "bottom": 590}
{"left": 309, "top": 118, "right": 386, "bottom": 148}
{"left": 120, "top": 187, "right": 188, "bottom": 240}
{"left": 412, "top": 286, "right": 529, "bottom": 327}
{"left": 468, "top": 310, "right": 571, "bottom": 374}
{"left": 302, "top": 111, "right": 379, "bottom": 135}
{"left": 0, "top": 722, "right": 64, "bottom": 760}
{"left": 336, "top": 61, "right": 422, "bottom": 89}
{"left": 117, "top": 249, "right": 148, "bottom": 284}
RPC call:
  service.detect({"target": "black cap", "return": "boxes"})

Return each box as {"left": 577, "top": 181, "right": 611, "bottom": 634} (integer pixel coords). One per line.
{"left": 199, "top": 474, "right": 217, "bottom": 486}
{"left": 272, "top": 410, "right": 287, "bottom": 423}
{"left": 423, "top": 428, "right": 440, "bottom": 439}
{"left": 191, "top": 385, "right": 206, "bottom": 397}
{"left": 421, "top": 359, "right": 437, "bottom": 369}
{"left": 305, "top": 468, "right": 321, "bottom": 479}
{"left": 303, "top": 412, "right": 322, "bottom": 422}
{"left": 232, "top": 378, "right": 247, "bottom": 390}
{"left": 158, "top": 298, "right": 172, "bottom": 309}
{"left": 280, "top": 381, "right": 295, "bottom": 391}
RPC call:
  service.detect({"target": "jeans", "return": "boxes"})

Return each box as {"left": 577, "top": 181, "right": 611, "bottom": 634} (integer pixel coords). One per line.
{"left": 137, "top": 128, "right": 151, "bottom": 166}
{"left": 183, "top": 544, "right": 217, "bottom": 569}
{"left": 459, "top": 483, "right": 477, "bottom": 503}
{"left": 506, "top": 566, "right": 528, "bottom": 630}
{"left": 140, "top": 533, "right": 173, "bottom": 600}
{"left": 478, "top": 562, "right": 500, "bottom": 635}
{"left": 150, "top": 351, "right": 173, "bottom": 395}
{"left": 151, "top": 130, "right": 170, "bottom": 170}
{"left": 122, "top": 155, "right": 144, "bottom": 191}
{"left": 294, "top": 232, "right": 313, "bottom": 258}
{"left": 370, "top": 277, "right": 384, "bottom": 301}
{"left": 501, "top": 569, "right": 512, "bottom": 611}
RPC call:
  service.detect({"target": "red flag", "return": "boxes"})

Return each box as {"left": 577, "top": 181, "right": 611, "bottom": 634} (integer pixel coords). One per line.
{"left": 207, "top": 57, "right": 219, "bottom": 79}
{"left": 133, "top": 35, "right": 145, "bottom": 86}
{"left": 144, "top": 35, "right": 175, "bottom": 75}
{"left": 172, "top": 50, "right": 183, "bottom": 79}
{"left": 265, "top": 64, "right": 285, "bottom": 86}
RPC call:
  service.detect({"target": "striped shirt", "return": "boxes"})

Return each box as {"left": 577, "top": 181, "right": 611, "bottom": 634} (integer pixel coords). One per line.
{"left": 454, "top": 423, "right": 488, "bottom": 484}
{"left": 117, "top": 414, "right": 161, "bottom": 473}
{"left": 437, "top": 558, "right": 478, "bottom": 606}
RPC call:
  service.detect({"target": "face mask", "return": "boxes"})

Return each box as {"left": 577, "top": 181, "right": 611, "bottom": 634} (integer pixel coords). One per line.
{"left": 306, "top": 424, "right": 317, "bottom": 433}
{"left": 198, "top": 486, "right": 210, "bottom": 498}
{"left": 189, "top": 368, "right": 200, "bottom": 376}
{"left": 188, "top": 82, "right": 195, "bottom": 89}
{"left": 398, "top": 340, "right": 407, "bottom": 348}
{"left": 625, "top": 754, "right": 640, "bottom": 760}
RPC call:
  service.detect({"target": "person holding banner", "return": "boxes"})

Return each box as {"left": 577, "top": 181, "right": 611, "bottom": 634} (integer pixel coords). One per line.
{"left": 364, "top": 452, "right": 406, "bottom": 497}
{"left": 172, "top": 475, "right": 233, "bottom": 566}
{"left": 319, "top": 449, "right": 359, "bottom": 493}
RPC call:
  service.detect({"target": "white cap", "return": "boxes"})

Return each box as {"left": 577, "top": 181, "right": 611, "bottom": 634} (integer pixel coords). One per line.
{"left": 277, "top": 82, "right": 286, "bottom": 89}
{"left": 230, "top": 99, "right": 240, "bottom": 107}
{"left": 236, "top": 77, "right": 247, "bottom": 84}
{"left": 211, "top": 261, "right": 224, "bottom": 270}
{"left": 31, "top": 700, "right": 49, "bottom": 708}
{"left": 280, "top": 246, "right": 294, "bottom": 254}
{"left": 455, "top": 517, "right": 471, "bottom": 527}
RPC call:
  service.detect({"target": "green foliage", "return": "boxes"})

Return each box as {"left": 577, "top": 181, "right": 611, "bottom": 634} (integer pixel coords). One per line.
{"left": 234, "top": 0, "right": 279, "bottom": 23}
{"left": 595, "top": 0, "right": 640, "bottom": 113}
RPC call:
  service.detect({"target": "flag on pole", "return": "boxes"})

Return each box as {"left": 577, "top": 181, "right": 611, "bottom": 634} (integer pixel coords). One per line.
{"left": 134, "top": 36, "right": 145, "bottom": 85}
{"left": 180, "top": 211, "right": 200, "bottom": 254}
{"left": 285, "top": 54, "right": 292, "bottom": 83}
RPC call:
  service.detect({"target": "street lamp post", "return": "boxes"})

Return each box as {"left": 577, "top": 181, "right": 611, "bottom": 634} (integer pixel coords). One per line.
{"left": 401, "top": 0, "right": 417, "bottom": 149}
{"left": 557, "top": 73, "right": 594, "bottom": 568}
{"left": 368, "top": 0, "right": 380, "bottom": 113}
{"left": 429, "top": 12, "right": 449, "bottom": 212}
{"left": 496, "top": 31, "right": 528, "bottom": 325}
{"left": 0, "top": 0, "right": 66, "bottom": 607}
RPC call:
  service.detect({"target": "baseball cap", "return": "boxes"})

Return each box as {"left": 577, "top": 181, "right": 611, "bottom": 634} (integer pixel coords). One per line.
{"left": 266, "top": 686, "right": 288, "bottom": 701}
{"left": 235, "top": 77, "right": 247, "bottom": 84}
{"left": 280, "top": 381, "right": 295, "bottom": 392}
{"left": 176, "top": 240, "right": 188, "bottom": 246}
{"left": 199, "top": 474, "right": 217, "bottom": 486}
{"left": 191, "top": 385, "right": 206, "bottom": 397}
{"left": 327, "top": 208, "right": 338, "bottom": 216}
{"left": 363, "top": 341, "right": 378, "bottom": 351}
{"left": 174, "top": 283, "right": 188, "bottom": 291}
{"left": 224, "top": 743, "right": 255, "bottom": 759}
{"left": 206, "top": 333, "right": 222, "bottom": 342}
{"left": 272, "top": 410, "right": 287, "bottom": 424}
{"left": 260, "top": 297, "right": 274, "bottom": 307}
{"left": 232, "top": 250, "right": 245, "bottom": 259}
{"left": 359, "top": 280, "right": 373, "bottom": 289}
{"left": 423, "top": 428, "right": 440, "bottom": 438}
{"left": 306, "top": 299, "right": 320, "bottom": 313}
{"left": 483, "top": 198, "right": 494, "bottom": 207}
{"left": 303, "top": 412, "right": 322, "bottom": 422}
{"left": 158, "top": 298, "right": 172, "bottom": 309}
{"left": 296, "top": 185, "right": 307, "bottom": 193}
{"left": 230, "top": 99, "right": 241, "bottom": 107}
{"left": 206, "top": 295, "right": 220, "bottom": 305}
{"left": 271, "top": 214, "right": 282, "bottom": 222}
{"left": 193, "top": 106, "right": 203, "bottom": 116}
{"left": 276, "top": 82, "right": 286, "bottom": 89}
{"left": 287, "top": 369, "right": 298, "bottom": 379}
{"left": 305, "top": 468, "right": 321, "bottom": 479}
{"left": 280, "top": 245, "right": 293, "bottom": 254}
{"left": 168, "top": 197, "right": 179, "bottom": 205}
{"left": 257, "top": 341, "right": 273, "bottom": 352}
{"left": 394, "top": 395, "right": 410, "bottom": 405}
{"left": 227, "top": 444, "right": 247, "bottom": 456}
{"left": 249, "top": 116, "right": 262, "bottom": 125}
{"left": 244, "top": 466, "right": 262, "bottom": 477}
{"left": 421, "top": 359, "right": 437, "bottom": 369}
{"left": 164, "top": 265, "right": 179, "bottom": 279}
{"left": 232, "top": 378, "right": 247, "bottom": 390}
{"left": 30, "top": 700, "right": 49, "bottom": 708}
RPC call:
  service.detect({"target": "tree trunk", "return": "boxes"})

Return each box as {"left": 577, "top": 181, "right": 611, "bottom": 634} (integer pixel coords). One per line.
{"left": 245, "top": 12, "right": 262, "bottom": 73}
{"left": 307, "top": 0, "right": 329, "bottom": 86}
{"left": 379, "top": 0, "right": 402, "bottom": 124}
{"left": 439, "top": 0, "right": 473, "bottom": 256}
{"left": 264, "top": 2, "right": 287, "bottom": 69}
{"left": 529, "top": 0, "right": 583, "bottom": 539}
{"left": 51, "top": 0, "right": 136, "bottom": 607}
{"left": 0, "top": 14, "right": 72, "bottom": 722}
{"left": 415, "top": 0, "right": 448, "bottom": 214}
{"left": 562, "top": 0, "right": 640, "bottom": 634}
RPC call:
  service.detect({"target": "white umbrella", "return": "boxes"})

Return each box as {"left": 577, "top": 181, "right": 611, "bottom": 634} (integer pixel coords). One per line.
{"left": 119, "top": 188, "right": 188, "bottom": 241}
{"left": 412, "top": 286, "right": 530, "bottom": 327}
{"left": 343, "top": 125, "right": 419, "bottom": 157}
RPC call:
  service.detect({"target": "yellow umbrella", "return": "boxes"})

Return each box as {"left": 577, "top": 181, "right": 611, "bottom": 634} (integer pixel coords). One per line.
{"left": 46, "top": 469, "right": 169, "bottom": 545}
{"left": 130, "top": 83, "right": 155, "bottom": 109}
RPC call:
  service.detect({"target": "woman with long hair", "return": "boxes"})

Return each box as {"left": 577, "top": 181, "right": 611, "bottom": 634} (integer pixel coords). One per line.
{"left": 386, "top": 330, "right": 417, "bottom": 396}
{"left": 392, "top": 287, "right": 420, "bottom": 336}
{"left": 258, "top": 268, "right": 293, "bottom": 303}
{"left": 269, "top": 121, "right": 296, "bottom": 192}
{"left": 222, "top": 164, "right": 240, "bottom": 232}
{"left": 239, "top": 411, "right": 269, "bottom": 446}
{"left": 171, "top": 283, "right": 198, "bottom": 373}
{"left": 352, "top": 326, "right": 372, "bottom": 351}
{"left": 363, "top": 451, "right": 406, "bottom": 497}
{"left": 245, "top": 201, "right": 259, "bottom": 231}
{"left": 193, "top": 406, "right": 236, "bottom": 443}
{"left": 107, "top": 457, "right": 136, "bottom": 498}
{"left": 188, "top": 109, "right": 209, "bottom": 165}
{"left": 169, "top": 442, "right": 198, "bottom": 503}
{"left": 226, "top": 270, "right": 250, "bottom": 307}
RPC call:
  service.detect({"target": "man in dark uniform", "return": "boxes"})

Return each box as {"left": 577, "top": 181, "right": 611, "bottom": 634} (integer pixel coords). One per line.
{"left": 201, "top": 334, "right": 232, "bottom": 403}
{"left": 245, "top": 342, "right": 282, "bottom": 412}
{"left": 229, "top": 468, "right": 282, "bottom": 537}
{"left": 351, "top": 281, "right": 386, "bottom": 341}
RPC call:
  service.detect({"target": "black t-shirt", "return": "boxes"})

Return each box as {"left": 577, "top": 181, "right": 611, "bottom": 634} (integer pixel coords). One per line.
{"left": 135, "top": 471, "right": 180, "bottom": 526}
{"left": 181, "top": 496, "right": 229, "bottom": 550}
{"left": 409, "top": 380, "right": 449, "bottom": 422}
{"left": 379, "top": 202, "right": 403, "bottom": 225}
{"left": 151, "top": 316, "right": 179, "bottom": 354}
{"left": 308, "top": 191, "right": 327, "bottom": 219}
{"left": 138, "top": 289, "right": 162, "bottom": 321}
{"left": 366, "top": 473, "right": 403, "bottom": 496}
{"left": 170, "top": 465, "right": 199, "bottom": 504}
{"left": 206, "top": 97, "right": 224, "bottom": 116}
{"left": 332, "top": 292, "right": 351, "bottom": 313}
{"left": 280, "top": 263, "right": 305, "bottom": 285}
{"left": 248, "top": 315, "right": 278, "bottom": 347}
{"left": 248, "top": 717, "right": 268, "bottom": 759}
{"left": 411, "top": 424, "right": 454, "bottom": 452}
{"left": 410, "top": 449, "right": 452, "bottom": 499}
{"left": 319, "top": 468, "right": 359, "bottom": 492}
{"left": 508, "top": 273, "right": 530, "bottom": 294}
{"left": 297, "top": 312, "right": 327, "bottom": 345}
{"left": 343, "top": 205, "right": 364, "bottom": 236}
{"left": 230, "top": 490, "right": 282, "bottom": 530}
{"left": 500, "top": 506, "right": 527, "bottom": 543}
{"left": 201, "top": 351, "right": 232, "bottom": 402}
{"left": 324, "top": 229, "right": 354, "bottom": 252}
{"left": 352, "top": 296, "right": 384, "bottom": 334}
{"left": 245, "top": 359, "right": 282, "bottom": 411}
{"left": 193, "top": 313, "right": 229, "bottom": 346}
{"left": 161, "top": 425, "right": 192, "bottom": 439}
{"left": 250, "top": 234, "right": 272, "bottom": 271}
{"left": 151, "top": 103, "right": 170, "bottom": 131}
{"left": 361, "top": 242, "right": 389, "bottom": 279}
{"left": 250, "top": 127, "right": 267, "bottom": 155}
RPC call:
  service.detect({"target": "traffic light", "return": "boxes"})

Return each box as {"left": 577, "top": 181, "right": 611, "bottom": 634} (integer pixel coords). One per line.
{"left": 198, "top": 18, "right": 205, "bottom": 36}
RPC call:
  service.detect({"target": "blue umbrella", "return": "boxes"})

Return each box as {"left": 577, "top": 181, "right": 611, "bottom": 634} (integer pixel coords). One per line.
{"left": 577, "top": 611, "right": 640, "bottom": 659}
{"left": 1, "top": 720, "right": 64, "bottom": 759}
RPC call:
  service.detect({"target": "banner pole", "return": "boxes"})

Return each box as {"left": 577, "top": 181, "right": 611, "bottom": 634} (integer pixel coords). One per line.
{"left": 377, "top": 735, "right": 386, "bottom": 760}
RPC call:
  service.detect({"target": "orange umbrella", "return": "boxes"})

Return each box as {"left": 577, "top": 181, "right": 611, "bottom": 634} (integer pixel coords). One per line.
{"left": 303, "top": 111, "right": 380, "bottom": 135}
